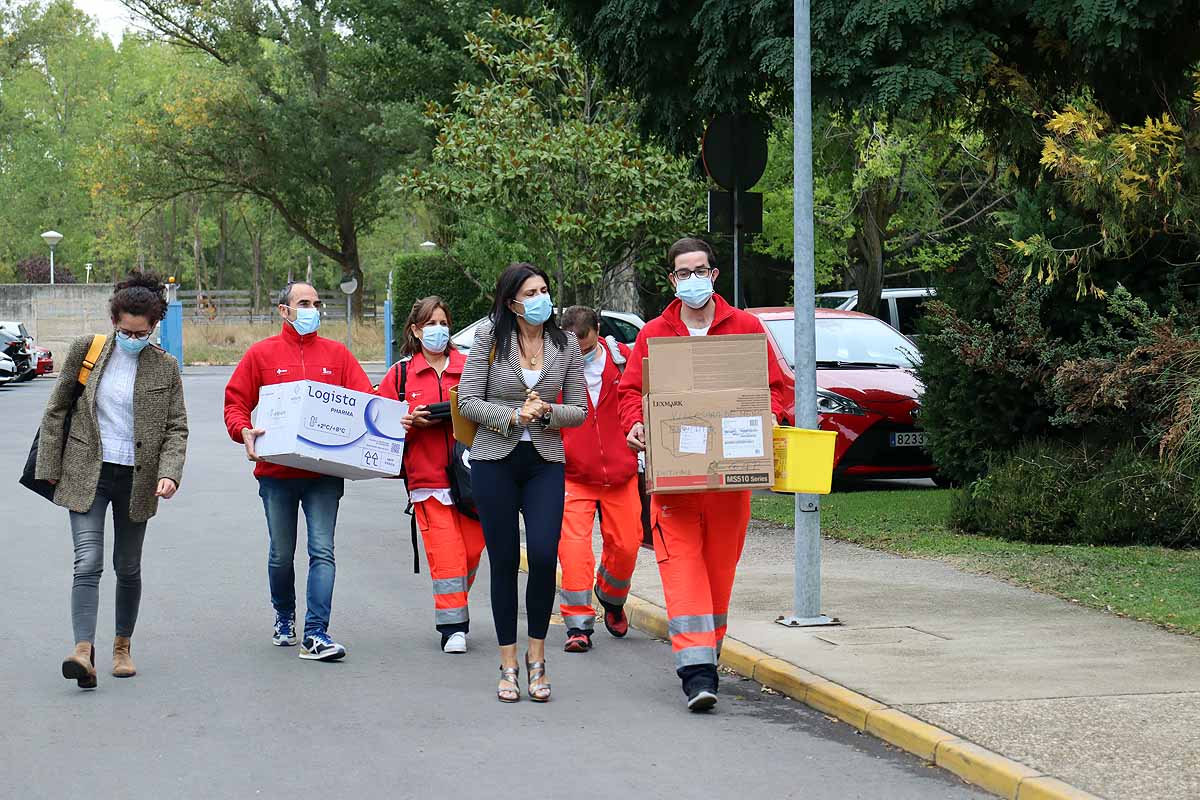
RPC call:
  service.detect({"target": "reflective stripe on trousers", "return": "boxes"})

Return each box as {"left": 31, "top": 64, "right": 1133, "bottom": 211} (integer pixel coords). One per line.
{"left": 558, "top": 476, "right": 642, "bottom": 630}
{"left": 414, "top": 498, "right": 486, "bottom": 631}
{"left": 651, "top": 490, "right": 750, "bottom": 673}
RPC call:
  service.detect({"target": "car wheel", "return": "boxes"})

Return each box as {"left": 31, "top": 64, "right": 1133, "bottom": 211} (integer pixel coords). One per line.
{"left": 16, "top": 370, "right": 35, "bottom": 383}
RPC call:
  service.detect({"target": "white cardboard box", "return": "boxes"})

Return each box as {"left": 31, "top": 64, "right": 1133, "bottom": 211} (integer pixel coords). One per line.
{"left": 254, "top": 380, "right": 408, "bottom": 480}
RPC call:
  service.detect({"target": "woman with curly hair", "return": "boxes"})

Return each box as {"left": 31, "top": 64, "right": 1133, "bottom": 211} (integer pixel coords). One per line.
{"left": 35, "top": 271, "right": 189, "bottom": 689}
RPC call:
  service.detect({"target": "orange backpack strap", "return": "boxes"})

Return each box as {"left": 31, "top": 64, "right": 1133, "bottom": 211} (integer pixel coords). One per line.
{"left": 78, "top": 334, "right": 106, "bottom": 385}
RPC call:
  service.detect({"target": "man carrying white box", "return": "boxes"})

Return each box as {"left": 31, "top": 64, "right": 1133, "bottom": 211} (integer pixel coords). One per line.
{"left": 223, "top": 282, "right": 375, "bottom": 662}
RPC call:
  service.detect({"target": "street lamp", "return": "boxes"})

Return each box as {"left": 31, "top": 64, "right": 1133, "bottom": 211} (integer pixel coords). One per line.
{"left": 41, "top": 230, "right": 63, "bottom": 285}
{"left": 419, "top": 240, "right": 437, "bottom": 251}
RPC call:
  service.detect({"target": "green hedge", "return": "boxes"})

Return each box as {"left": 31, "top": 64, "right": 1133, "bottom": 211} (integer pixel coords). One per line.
{"left": 951, "top": 441, "right": 1199, "bottom": 548}
{"left": 391, "top": 252, "right": 491, "bottom": 343}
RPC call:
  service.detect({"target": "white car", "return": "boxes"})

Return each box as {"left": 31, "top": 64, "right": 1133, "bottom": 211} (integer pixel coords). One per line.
{"left": 815, "top": 288, "right": 935, "bottom": 338}
{"left": 452, "top": 309, "right": 644, "bottom": 353}
{"left": 0, "top": 352, "right": 16, "bottom": 385}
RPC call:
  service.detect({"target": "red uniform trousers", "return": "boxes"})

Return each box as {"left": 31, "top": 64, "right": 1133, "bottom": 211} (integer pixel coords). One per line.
{"left": 650, "top": 490, "right": 751, "bottom": 672}
{"left": 413, "top": 499, "right": 486, "bottom": 632}
{"left": 557, "top": 476, "right": 642, "bottom": 632}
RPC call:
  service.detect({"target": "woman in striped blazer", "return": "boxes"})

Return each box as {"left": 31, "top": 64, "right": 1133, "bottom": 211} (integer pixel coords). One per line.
{"left": 458, "top": 262, "right": 588, "bottom": 703}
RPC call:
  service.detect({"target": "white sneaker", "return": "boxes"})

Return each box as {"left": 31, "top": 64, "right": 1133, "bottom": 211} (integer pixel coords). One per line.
{"left": 443, "top": 632, "right": 467, "bottom": 654}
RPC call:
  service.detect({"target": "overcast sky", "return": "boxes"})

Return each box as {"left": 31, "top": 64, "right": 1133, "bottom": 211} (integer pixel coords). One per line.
{"left": 71, "top": 0, "right": 133, "bottom": 41}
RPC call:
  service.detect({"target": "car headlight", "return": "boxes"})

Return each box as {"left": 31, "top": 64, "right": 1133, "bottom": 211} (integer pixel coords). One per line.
{"left": 817, "top": 389, "right": 867, "bottom": 416}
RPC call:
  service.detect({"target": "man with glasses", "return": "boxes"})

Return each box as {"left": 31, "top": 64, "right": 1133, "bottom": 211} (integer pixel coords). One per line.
{"left": 617, "top": 238, "right": 787, "bottom": 712}
{"left": 223, "top": 282, "right": 373, "bottom": 662}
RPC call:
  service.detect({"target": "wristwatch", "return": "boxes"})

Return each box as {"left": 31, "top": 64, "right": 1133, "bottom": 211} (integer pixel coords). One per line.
{"left": 539, "top": 408, "right": 553, "bottom": 424}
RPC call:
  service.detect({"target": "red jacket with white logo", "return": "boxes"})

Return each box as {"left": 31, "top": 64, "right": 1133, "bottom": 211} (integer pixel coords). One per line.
{"left": 223, "top": 322, "right": 374, "bottom": 480}
{"left": 376, "top": 350, "right": 465, "bottom": 491}
{"left": 562, "top": 340, "right": 637, "bottom": 487}
{"left": 617, "top": 294, "right": 789, "bottom": 432}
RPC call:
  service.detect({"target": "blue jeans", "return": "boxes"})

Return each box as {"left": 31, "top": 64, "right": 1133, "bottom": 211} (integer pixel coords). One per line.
{"left": 257, "top": 476, "right": 344, "bottom": 636}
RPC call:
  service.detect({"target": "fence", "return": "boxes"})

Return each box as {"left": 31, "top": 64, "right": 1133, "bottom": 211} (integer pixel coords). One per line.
{"left": 177, "top": 289, "right": 380, "bottom": 324}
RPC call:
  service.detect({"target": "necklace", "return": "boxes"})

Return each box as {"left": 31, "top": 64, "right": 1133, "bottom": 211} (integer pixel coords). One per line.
{"left": 519, "top": 335, "right": 543, "bottom": 369}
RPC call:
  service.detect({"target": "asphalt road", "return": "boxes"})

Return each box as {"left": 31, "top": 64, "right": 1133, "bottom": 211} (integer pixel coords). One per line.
{"left": 0, "top": 366, "right": 984, "bottom": 800}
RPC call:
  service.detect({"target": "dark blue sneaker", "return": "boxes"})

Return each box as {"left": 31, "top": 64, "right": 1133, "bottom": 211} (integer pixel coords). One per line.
{"left": 300, "top": 631, "right": 346, "bottom": 662}
{"left": 272, "top": 613, "right": 298, "bottom": 647}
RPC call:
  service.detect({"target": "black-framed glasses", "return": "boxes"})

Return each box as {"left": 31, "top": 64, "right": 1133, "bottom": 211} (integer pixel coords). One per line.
{"left": 671, "top": 267, "right": 713, "bottom": 280}
{"left": 116, "top": 328, "right": 155, "bottom": 341}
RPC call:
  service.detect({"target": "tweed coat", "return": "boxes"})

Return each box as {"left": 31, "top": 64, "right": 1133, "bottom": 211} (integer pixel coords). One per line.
{"left": 457, "top": 318, "right": 588, "bottom": 462}
{"left": 35, "top": 335, "right": 188, "bottom": 523}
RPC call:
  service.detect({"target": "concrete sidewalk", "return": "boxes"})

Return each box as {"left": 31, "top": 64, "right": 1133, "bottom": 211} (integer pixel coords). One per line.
{"left": 605, "top": 519, "right": 1200, "bottom": 800}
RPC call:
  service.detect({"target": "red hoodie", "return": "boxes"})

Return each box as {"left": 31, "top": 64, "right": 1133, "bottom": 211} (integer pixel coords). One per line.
{"left": 376, "top": 350, "right": 465, "bottom": 491}
{"left": 562, "top": 340, "right": 638, "bottom": 487}
{"left": 224, "top": 322, "right": 374, "bottom": 480}
{"left": 617, "top": 294, "right": 789, "bottom": 432}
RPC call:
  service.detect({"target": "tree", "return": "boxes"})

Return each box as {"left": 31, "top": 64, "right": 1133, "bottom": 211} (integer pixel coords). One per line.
{"left": 110, "top": 0, "right": 480, "bottom": 315}
{"left": 399, "top": 11, "right": 702, "bottom": 313}
{"left": 555, "top": 0, "right": 1200, "bottom": 153}
{"left": 759, "top": 112, "right": 1010, "bottom": 316}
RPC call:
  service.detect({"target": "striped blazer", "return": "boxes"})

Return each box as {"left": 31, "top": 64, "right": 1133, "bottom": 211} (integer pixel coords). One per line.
{"left": 458, "top": 318, "right": 588, "bottom": 462}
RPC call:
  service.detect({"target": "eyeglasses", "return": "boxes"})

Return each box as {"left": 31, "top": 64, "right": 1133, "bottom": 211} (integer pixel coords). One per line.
{"left": 671, "top": 267, "right": 713, "bottom": 280}
{"left": 116, "top": 328, "right": 155, "bottom": 341}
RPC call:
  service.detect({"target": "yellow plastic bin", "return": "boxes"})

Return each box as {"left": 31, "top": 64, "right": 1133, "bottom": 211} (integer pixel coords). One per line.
{"left": 772, "top": 426, "right": 838, "bottom": 494}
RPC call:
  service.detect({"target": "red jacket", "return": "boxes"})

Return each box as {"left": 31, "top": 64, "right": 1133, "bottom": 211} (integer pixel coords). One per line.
{"left": 563, "top": 340, "right": 637, "bottom": 487}
{"left": 377, "top": 350, "right": 465, "bottom": 491}
{"left": 224, "top": 322, "right": 374, "bottom": 479}
{"left": 618, "top": 294, "right": 789, "bottom": 432}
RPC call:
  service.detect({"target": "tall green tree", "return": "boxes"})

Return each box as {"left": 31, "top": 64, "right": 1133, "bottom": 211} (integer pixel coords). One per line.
{"left": 759, "top": 112, "right": 1009, "bottom": 315}
{"left": 399, "top": 11, "right": 702, "bottom": 313}
{"left": 555, "top": 0, "right": 1200, "bottom": 154}
{"left": 111, "top": 0, "right": 488, "bottom": 313}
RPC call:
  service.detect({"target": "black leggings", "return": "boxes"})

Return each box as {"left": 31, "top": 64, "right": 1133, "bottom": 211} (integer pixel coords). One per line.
{"left": 472, "top": 443, "right": 565, "bottom": 646}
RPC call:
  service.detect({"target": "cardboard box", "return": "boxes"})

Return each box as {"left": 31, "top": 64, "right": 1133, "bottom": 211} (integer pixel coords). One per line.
{"left": 642, "top": 334, "right": 775, "bottom": 493}
{"left": 254, "top": 380, "right": 408, "bottom": 480}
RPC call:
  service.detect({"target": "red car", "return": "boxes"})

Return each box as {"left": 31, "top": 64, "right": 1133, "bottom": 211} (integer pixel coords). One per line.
{"left": 748, "top": 307, "right": 937, "bottom": 481}
{"left": 35, "top": 346, "right": 54, "bottom": 376}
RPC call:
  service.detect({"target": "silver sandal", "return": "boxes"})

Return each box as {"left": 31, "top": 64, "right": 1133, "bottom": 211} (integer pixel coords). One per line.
{"left": 526, "top": 654, "right": 551, "bottom": 703}
{"left": 498, "top": 665, "right": 521, "bottom": 703}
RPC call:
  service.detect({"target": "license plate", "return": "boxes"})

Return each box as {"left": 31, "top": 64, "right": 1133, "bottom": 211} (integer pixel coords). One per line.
{"left": 890, "top": 432, "right": 927, "bottom": 447}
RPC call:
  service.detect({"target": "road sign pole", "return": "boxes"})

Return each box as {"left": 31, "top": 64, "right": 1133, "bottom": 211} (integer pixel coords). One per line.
{"left": 779, "top": 0, "right": 836, "bottom": 628}
{"left": 733, "top": 182, "right": 741, "bottom": 308}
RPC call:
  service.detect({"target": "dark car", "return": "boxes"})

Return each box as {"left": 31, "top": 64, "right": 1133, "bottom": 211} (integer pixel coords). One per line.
{"left": 748, "top": 307, "right": 937, "bottom": 481}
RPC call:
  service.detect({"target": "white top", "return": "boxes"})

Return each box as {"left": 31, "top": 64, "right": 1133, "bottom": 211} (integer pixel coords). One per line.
{"left": 583, "top": 343, "right": 606, "bottom": 406}
{"left": 520, "top": 367, "right": 542, "bottom": 442}
{"left": 97, "top": 345, "right": 139, "bottom": 466}
{"left": 687, "top": 325, "right": 711, "bottom": 337}
{"left": 411, "top": 488, "right": 453, "bottom": 506}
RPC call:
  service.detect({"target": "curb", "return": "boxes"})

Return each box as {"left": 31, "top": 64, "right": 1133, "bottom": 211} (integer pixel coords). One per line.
{"left": 519, "top": 548, "right": 1104, "bottom": 800}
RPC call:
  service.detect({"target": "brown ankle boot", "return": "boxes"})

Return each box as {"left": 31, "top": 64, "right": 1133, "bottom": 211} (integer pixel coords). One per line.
{"left": 62, "top": 642, "right": 97, "bottom": 688}
{"left": 112, "top": 636, "right": 136, "bottom": 678}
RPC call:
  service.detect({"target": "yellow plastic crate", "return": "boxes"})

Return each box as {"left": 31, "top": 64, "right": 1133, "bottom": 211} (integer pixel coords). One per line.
{"left": 772, "top": 426, "right": 838, "bottom": 494}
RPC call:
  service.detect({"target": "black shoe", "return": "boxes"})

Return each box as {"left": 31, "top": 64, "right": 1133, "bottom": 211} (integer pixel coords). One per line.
{"left": 680, "top": 664, "right": 719, "bottom": 712}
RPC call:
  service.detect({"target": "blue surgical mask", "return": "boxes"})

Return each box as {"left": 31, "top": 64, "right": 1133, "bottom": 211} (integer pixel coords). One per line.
{"left": 289, "top": 307, "right": 321, "bottom": 335}
{"left": 518, "top": 293, "right": 553, "bottom": 325}
{"left": 421, "top": 324, "right": 450, "bottom": 353}
{"left": 675, "top": 275, "right": 714, "bottom": 310}
{"left": 582, "top": 346, "right": 598, "bottom": 363}
{"left": 116, "top": 331, "right": 151, "bottom": 355}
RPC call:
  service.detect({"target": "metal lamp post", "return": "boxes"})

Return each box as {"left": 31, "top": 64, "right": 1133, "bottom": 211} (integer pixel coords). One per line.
{"left": 41, "top": 230, "right": 63, "bottom": 285}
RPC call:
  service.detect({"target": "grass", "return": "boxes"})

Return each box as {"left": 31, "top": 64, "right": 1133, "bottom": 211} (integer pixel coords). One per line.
{"left": 752, "top": 489, "right": 1200, "bottom": 636}
{"left": 184, "top": 321, "right": 387, "bottom": 365}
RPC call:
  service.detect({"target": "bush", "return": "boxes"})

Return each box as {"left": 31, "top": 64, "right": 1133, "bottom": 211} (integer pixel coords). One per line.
{"left": 391, "top": 252, "right": 491, "bottom": 343}
{"left": 17, "top": 255, "right": 76, "bottom": 283}
{"left": 951, "top": 441, "right": 1199, "bottom": 548}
